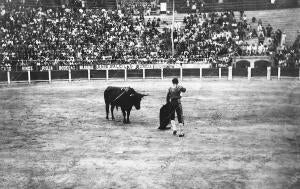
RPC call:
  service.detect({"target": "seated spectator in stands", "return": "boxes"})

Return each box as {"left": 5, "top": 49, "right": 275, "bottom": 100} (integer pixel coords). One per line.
{"left": 274, "top": 29, "right": 282, "bottom": 46}
{"left": 242, "top": 13, "right": 247, "bottom": 22}
{"left": 258, "top": 33, "right": 265, "bottom": 44}
{"left": 251, "top": 29, "right": 258, "bottom": 38}
{"left": 281, "top": 31, "right": 286, "bottom": 48}
{"left": 266, "top": 24, "right": 273, "bottom": 38}
{"left": 257, "top": 42, "right": 264, "bottom": 55}
{"left": 191, "top": 3, "right": 196, "bottom": 13}
{"left": 257, "top": 24, "right": 264, "bottom": 37}
{"left": 258, "top": 19, "right": 262, "bottom": 26}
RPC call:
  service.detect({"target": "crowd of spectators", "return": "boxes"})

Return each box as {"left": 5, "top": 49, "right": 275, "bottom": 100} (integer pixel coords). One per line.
{"left": 171, "top": 11, "right": 299, "bottom": 67}
{"left": 185, "top": 0, "right": 205, "bottom": 13}
{"left": 0, "top": 1, "right": 299, "bottom": 69}
{"left": 273, "top": 34, "right": 300, "bottom": 68}
{"left": 0, "top": 2, "right": 165, "bottom": 67}
{"left": 117, "top": 0, "right": 155, "bottom": 16}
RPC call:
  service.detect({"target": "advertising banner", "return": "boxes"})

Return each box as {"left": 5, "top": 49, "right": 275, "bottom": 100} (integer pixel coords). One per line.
{"left": 0, "top": 66, "right": 11, "bottom": 71}
{"left": 22, "top": 66, "right": 33, "bottom": 71}
{"left": 40, "top": 66, "right": 53, "bottom": 71}
{"left": 94, "top": 64, "right": 169, "bottom": 70}
{"left": 58, "top": 65, "right": 77, "bottom": 70}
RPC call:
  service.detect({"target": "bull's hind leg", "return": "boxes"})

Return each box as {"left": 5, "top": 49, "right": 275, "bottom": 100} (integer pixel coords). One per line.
{"left": 106, "top": 104, "right": 109, "bottom": 120}
{"left": 126, "top": 111, "right": 131, "bottom": 124}
{"left": 111, "top": 105, "right": 115, "bottom": 120}
{"left": 121, "top": 108, "right": 127, "bottom": 124}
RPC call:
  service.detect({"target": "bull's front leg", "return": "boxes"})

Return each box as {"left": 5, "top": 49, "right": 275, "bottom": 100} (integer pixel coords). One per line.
{"left": 121, "top": 107, "right": 127, "bottom": 124}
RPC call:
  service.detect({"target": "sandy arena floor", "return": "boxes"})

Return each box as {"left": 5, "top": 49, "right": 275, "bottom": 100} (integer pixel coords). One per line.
{"left": 0, "top": 79, "right": 300, "bottom": 189}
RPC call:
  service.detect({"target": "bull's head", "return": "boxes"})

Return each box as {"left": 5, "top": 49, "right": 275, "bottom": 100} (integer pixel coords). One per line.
{"left": 130, "top": 92, "right": 148, "bottom": 110}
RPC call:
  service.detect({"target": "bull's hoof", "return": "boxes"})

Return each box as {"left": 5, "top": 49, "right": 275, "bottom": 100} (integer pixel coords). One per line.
{"left": 106, "top": 116, "right": 109, "bottom": 120}
{"left": 111, "top": 117, "right": 115, "bottom": 120}
{"left": 123, "top": 120, "right": 127, "bottom": 124}
{"left": 158, "top": 126, "right": 171, "bottom": 130}
{"left": 127, "top": 121, "right": 131, "bottom": 124}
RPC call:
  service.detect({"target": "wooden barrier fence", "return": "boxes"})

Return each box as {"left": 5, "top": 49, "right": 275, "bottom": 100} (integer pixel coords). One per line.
{"left": 1, "top": 67, "right": 300, "bottom": 85}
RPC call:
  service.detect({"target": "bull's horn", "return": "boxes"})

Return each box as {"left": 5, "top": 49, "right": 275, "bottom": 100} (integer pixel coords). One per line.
{"left": 142, "top": 94, "right": 149, "bottom": 97}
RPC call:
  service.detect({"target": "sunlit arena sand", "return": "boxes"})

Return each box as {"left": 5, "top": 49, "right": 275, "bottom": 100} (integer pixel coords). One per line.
{"left": 0, "top": 79, "right": 299, "bottom": 189}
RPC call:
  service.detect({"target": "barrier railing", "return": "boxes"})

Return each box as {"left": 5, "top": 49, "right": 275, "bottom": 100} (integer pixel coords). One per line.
{"left": 0, "top": 58, "right": 209, "bottom": 71}
{"left": 1, "top": 66, "right": 299, "bottom": 84}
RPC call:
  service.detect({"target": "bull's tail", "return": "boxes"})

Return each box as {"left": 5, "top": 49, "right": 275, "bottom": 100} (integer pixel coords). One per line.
{"left": 110, "top": 102, "right": 119, "bottom": 111}
{"left": 104, "top": 89, "right": 110, "bottom": 119}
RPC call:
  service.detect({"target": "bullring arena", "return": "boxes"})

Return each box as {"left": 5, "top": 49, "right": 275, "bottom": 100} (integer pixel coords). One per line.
{"left": 1, "top": 75, "right": 300, "bottom": 188}
{"left": 1, "top": 0, "right": 300, "bottom": 188}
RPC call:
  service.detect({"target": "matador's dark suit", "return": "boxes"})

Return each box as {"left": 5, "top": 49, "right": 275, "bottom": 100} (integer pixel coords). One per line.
{"left": 166, "top": 85, "right": 186, "bottom": 124}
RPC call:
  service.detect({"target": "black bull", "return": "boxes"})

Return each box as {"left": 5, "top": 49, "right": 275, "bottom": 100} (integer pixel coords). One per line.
{"left": 104, "top": 86, "right": 147, "bottom": 123}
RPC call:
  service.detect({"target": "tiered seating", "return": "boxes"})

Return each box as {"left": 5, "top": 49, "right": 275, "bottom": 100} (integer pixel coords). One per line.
{"left": 145, "top": 7, "right": 300, "bottom": 46}
{"left": 148, "top": 13, "right": 187, "bottom": 25}
{"left": 104, "top": 0, "right": 117, "bottom": 9}
{"left": 239, "top": 8, "right": 300, "bottom": 46}
{"left": 174, "top": 0, "right": 271, "bottom": 13}
{"left": 0, "top": 2, "right": 298, "bottom": 68}
{"left": 23, "top": 0, "right": 36, "bottom": 6}
{"left": 84, "top": 0, "right": 115, "bottom": 9}
{"left": 174, "top": 0, "right": 298, "bottom": 13}
{"left": 143, "top": 14, "right": 187, "bottom": 32}
{"left": 5, "top": 0, "right": 63, "bottom": 8}
{"left": 205, "top": 0, "right": 271, "bottom": 11}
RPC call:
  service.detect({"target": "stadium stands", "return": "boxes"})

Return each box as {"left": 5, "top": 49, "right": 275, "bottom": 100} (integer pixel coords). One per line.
{"left": 237, "top": 8, "right": 300, "bottom": 45}
{"left": 0, "top": 1, "right": 299, "bottom": 69}
{"left": 174, "top": 0, "right": 298, "bottom": 13}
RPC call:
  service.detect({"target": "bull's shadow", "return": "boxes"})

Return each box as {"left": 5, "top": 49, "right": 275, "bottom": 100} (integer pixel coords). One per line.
{"left": 104, "top": 86, "right": 147, "bottom": 124}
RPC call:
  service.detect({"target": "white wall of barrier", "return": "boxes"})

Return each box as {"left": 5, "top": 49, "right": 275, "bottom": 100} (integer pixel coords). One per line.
{"left": 48, "top": 69, "right": 52, "bottom": 83}
{"left": 248, "top": 67, "right": 251, "bottom": 80}
{"left": 228, "top": 66, "right": 233, "bottom": 80}
{"left": 2, "top": 67, "right": 300, "bottom": 85}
